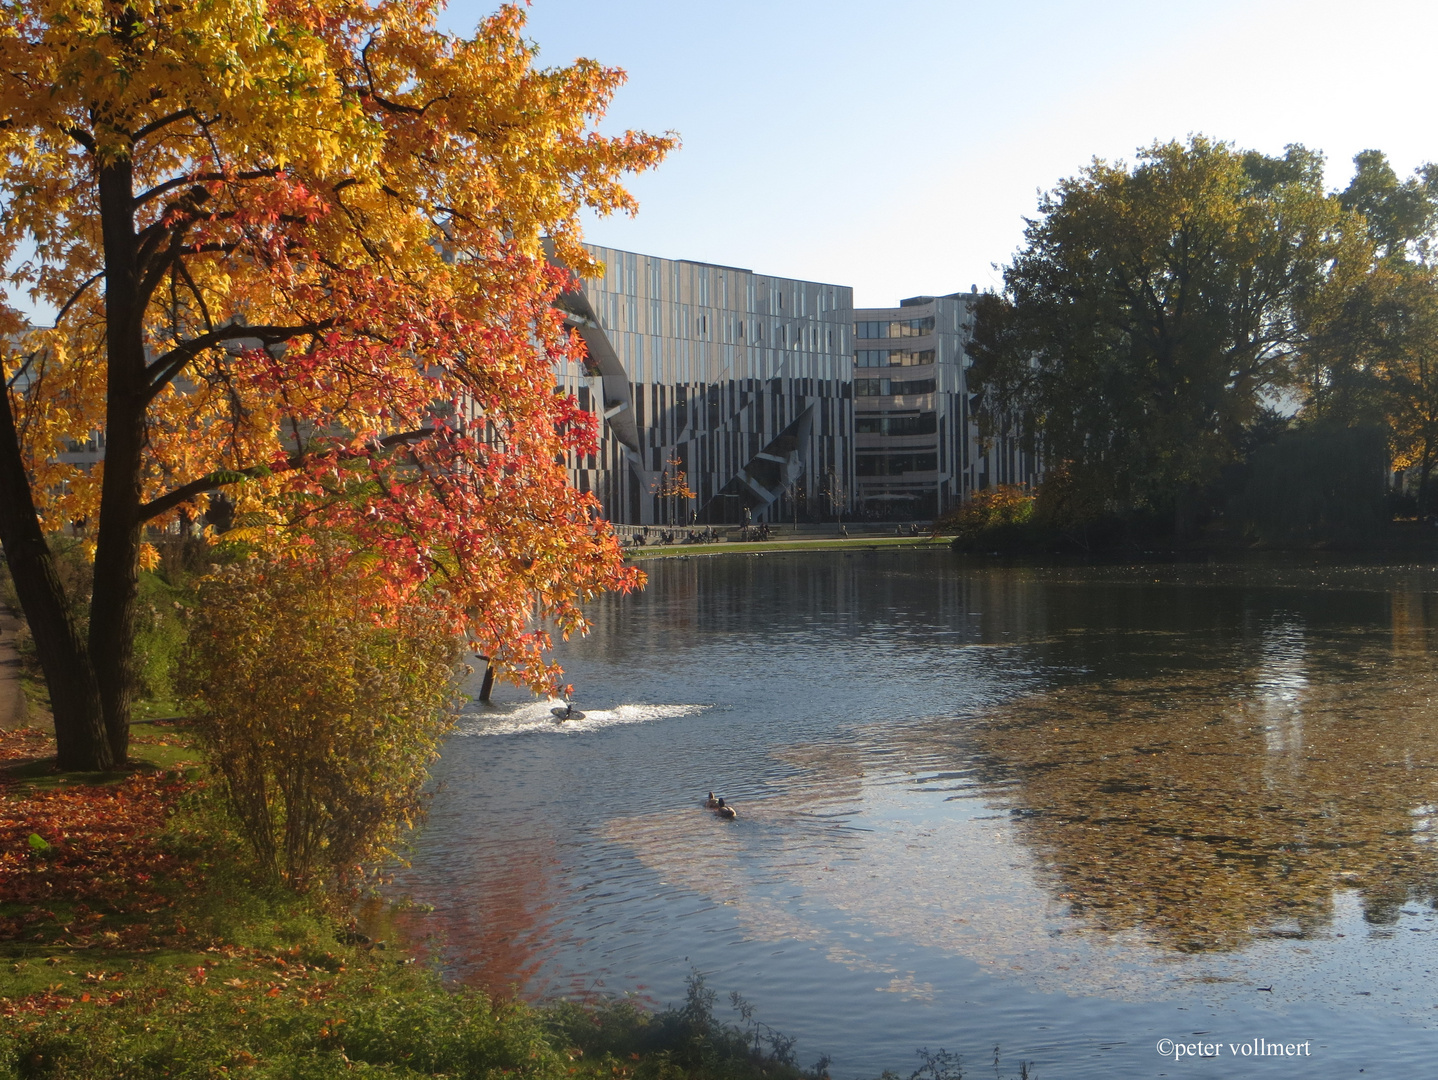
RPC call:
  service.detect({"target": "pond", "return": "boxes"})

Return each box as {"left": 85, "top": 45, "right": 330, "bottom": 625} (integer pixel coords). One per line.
{"left": 391, "top": 549, "right": 1438, "bottom": 1077}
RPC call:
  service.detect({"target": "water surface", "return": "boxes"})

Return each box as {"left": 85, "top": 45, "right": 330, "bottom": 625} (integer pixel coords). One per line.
{"left": 394, "top": 551, "right": 1438, "bottom": 1077}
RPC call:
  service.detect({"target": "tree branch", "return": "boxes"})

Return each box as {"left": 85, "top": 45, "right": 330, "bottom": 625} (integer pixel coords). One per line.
{"left": 138, "top": 428, "right": 434, "bottom": 522}
{"left": 133, "top": 107, "right": 197, "bottom": 143}
{"left": 144, "top": 320, "right": 334, "bottom": 400}
{"left": 134, "top": 167, "right": 281, "bottom": 208}
{"left": 52, "top": 270, "right": 105, "bottom": 325}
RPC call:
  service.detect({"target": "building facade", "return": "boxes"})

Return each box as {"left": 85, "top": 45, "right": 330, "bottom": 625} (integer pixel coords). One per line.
{"left": 555, "top": 246, "right": 855, "bottom": 526}
{"left": 852, "top": 292, "right": 1040, "bottom": 519}
{"left": 555, "top": 246, "right": 1040, "bottom": 526}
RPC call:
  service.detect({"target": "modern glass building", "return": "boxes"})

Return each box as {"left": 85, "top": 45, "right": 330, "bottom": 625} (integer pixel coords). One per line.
{"left": 853, "top": 292, "right": 1040, "bottom": 519}
{"left": 554, "top": 246, "right": 1039, "bottom": 526}
{"left": 555, "top": 246, "right": 855, "bottom": 526}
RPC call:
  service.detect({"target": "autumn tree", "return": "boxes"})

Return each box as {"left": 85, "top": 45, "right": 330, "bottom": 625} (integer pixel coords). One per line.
{"left": 652, "top": 454, "right": 694, "bottom": 527}
{"left": 968, "top": 138, "right": 1371, "bottom": 534}
{"left": 1302, "top": 151, "right": 1438, "bottom": 509}
{"left": 0, "top": 1, "right": 674, "bottom": 770}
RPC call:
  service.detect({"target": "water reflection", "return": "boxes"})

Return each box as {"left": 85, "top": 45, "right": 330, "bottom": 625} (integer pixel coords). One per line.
{"left": 397, "top": 554, "right": 1438, "bottom": 1075}
{"left": 960, "top": 602, "right": 1438, "bottom": 952}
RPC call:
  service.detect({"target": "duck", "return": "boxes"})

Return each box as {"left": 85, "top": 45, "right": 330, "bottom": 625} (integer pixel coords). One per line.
{"left": 705, "top": 791, "right": 720, "bottom": 808}
{"left": 714, "top": 797, "right": 737, "bottom": 820}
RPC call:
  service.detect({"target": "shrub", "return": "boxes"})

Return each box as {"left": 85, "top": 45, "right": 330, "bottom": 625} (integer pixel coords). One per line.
{"left": 937, "top": 485, "right": 1037, "bottom": 549}
{"left": 182, "top": 550, "right": 461, "bottom": 890}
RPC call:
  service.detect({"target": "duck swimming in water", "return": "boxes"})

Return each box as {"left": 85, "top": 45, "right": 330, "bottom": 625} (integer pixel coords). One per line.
{"left": 705, "top": 792, "right": 720, "bottom": 808}
{"left": 714, "top": 797, "right": 737, "bottom": 820}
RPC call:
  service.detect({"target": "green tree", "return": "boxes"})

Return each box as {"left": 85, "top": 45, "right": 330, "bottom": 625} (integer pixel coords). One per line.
{"left": 969, "top": 137, "right": 1370, "bottom": 535}
{"left": 1338, "top": 150, "right": 1438, "bottom": 262}
{"left": 1302, "top": 152, "right": 1438, "bottom": 510}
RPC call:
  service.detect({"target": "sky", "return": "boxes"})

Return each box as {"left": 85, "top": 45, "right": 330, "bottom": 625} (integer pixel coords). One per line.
{"left": 440, "top": 0, "right": 1438, "bottom": 307}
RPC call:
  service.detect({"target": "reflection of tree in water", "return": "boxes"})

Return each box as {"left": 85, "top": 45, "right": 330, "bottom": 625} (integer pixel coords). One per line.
{"left": 971, "top": 602, "right": 1438, "bottom": 952}
{"left": 385, "top": 831, "right": 568, "bottom": 996}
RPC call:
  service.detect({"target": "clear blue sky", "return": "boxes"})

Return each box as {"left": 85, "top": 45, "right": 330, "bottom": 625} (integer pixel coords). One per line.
{"left": 443, "top": 0, "right": 1438, "bottom": 306}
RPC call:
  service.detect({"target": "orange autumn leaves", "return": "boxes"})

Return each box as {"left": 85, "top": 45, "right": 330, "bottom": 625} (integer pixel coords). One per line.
{"left": 0, "top": 733, "right": 197, "bottom": 950}
{"left": 0, "top": 1, "right": 673, "bottom": 693}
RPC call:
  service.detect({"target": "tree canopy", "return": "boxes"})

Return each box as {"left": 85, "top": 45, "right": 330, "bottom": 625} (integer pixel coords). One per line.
{"left": 968, "top": 137, "right": 1372, "bottom": 532}
{"left": 1303, "top": 151, "right": 1438, "bottom": 507}
{"left": 0, "top": 0, "right": 674, "bottom": 768}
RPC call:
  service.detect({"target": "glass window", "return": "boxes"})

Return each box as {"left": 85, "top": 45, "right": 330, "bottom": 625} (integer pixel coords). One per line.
{"left": 854, "top": 349, "right": 935, "bottom": 368}
{"left": 854, "top": 378, "right": 936, "bottom": 397}
{"left": 855, "top": 452, "right": 939, "bottom": 476}
{"left": 855, "top": 413, "right": 938, "bottom": 436}
{"left": 854, "top": 317, "right": 935, "bottom": 340}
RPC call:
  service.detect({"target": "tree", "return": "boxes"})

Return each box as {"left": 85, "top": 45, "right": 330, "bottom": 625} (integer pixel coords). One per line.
{"left": 0, "top": 1, "right": 674, "bottom": 769}
{"left": 821, "top": 467, "right": 847, "bottom": 523}
{"left": 1302, "top": 151, "right": 1438, "bottom": 510}
{"left": 652, "top": 454, "right": 694, "bottom": 527}
{"left": 968, "top": 137, "right": 1369, "bottom": 534}
{"left": 1337, "top": 150, "right": 1438, "bottom": 263}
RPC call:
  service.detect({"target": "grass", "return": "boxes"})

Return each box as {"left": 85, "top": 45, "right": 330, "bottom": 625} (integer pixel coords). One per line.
{"left": 0, "top": 721, "right": 202, "bottom": 794}
{"left": 0, "top": 725, "right": 834, "bottom": 1080}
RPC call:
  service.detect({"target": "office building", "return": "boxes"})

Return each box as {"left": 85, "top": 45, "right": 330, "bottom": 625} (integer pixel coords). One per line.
{"left": 555, "top": 246, "right": 855, "bottom": 526}
{"left": 853, "top": 292, "right": 1040, "bottom": 519}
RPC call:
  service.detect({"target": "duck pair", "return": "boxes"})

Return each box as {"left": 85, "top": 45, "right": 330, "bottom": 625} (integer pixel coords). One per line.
{"left": 705, "top": 791, "right": 737, "bottom": 819}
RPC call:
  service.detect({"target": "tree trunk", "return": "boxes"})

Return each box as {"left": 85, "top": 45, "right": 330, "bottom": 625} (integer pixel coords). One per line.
{"left": 0, "top": 380, "right": 111, "bottom": 770}
{"left": 1418, "top": 449, "right": 1434, "bottom": 519}
{"left": 89, "top": 159, "right": 146, "bottom": 764}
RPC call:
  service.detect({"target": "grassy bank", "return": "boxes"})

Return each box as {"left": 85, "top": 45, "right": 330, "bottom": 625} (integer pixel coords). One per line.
{"left": 0, "top": 726, "right": 833, "bottom": 1080}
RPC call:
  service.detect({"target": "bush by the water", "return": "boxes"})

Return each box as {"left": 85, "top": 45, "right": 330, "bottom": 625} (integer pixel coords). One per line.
{"left": 0, "top": 729, "right": 833, "bottom": 1080}
{"left": 936, "top": 485, "right": 1038, "bottom": 550}
{"left": 182, "top": 551, "right": 461, "bottom": 891}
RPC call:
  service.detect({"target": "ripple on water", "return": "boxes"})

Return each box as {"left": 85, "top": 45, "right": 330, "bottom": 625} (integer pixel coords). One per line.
{"left": 395, "top": 552, "right": 1438, "bottom": 1077}
{"left": 456, "top": 701, "right": 709, "bottom": 738}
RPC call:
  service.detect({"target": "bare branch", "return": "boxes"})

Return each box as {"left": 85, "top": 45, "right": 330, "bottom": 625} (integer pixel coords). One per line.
{"left": 52, "top": 270, "right": 105, "bottom": 325}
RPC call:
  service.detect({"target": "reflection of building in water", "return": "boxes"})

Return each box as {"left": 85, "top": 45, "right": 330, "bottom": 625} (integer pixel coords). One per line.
{"left": 1249, "top": 620, "right": 1307, "bottom": 758}
{"left": 552, "top": 246, "right": 1040, "bottom": 525}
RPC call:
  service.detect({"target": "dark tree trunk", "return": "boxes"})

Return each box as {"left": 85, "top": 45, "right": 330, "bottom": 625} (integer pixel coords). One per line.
{"left": 0, "top": 381, "right": 111, "bottom": 770}
{"left": 90, "top": 159, "right": 146, "bottom": 765}
{"left": 1419, "top": 450, "right": 1434, "bottom": 519}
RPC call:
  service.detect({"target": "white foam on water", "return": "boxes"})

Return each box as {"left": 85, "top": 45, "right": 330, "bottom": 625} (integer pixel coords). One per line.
{"left": 457, "top": 699, "right": 708, "bottom": 737}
